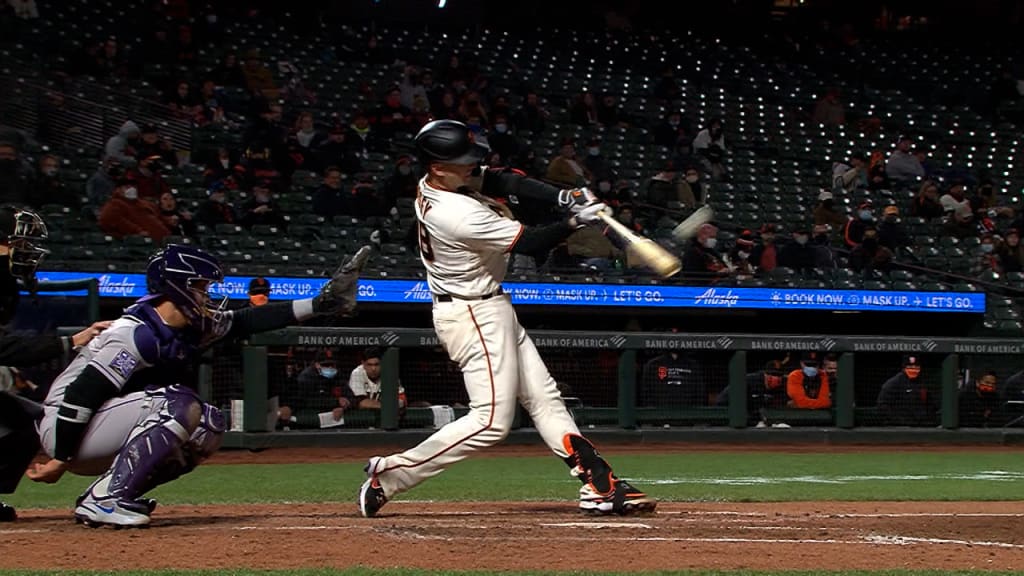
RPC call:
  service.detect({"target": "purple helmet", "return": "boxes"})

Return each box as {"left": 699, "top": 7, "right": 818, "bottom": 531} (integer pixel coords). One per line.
{"left": 144, "top": 244, "right": 225, "bottom": 329}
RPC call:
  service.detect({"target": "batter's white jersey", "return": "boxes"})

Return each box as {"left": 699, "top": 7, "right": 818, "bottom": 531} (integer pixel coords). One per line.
{"left": 415, "top": 177, "right": 523, "bottom": 298}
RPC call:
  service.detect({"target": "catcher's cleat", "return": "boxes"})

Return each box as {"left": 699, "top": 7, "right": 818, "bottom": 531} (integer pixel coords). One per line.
{"left": 74, "top": 495, "right": 151, "bottom": 528}
{"left": 358, "top": 457, "right": 388, "bottom": 518}
{"left": 0, "top": 501, "right": 16, "bottom": 522}
{"left": 578, "top": 478, "right": 657, "bottom": 515}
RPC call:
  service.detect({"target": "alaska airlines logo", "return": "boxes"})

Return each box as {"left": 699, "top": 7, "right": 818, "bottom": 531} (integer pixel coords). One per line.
{"left": 694, "top": 288, "right": 739, "bottom": 307}
{"left": 403, "top": 282, "right": 432, "bottom": 301}
{"left": 97, "top": 275, "right": 138, "bottom": 297}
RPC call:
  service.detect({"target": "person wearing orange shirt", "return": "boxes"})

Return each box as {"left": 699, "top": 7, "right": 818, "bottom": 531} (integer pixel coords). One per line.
{"left": 786, "top": 351, "right": 831, "bottom": 409}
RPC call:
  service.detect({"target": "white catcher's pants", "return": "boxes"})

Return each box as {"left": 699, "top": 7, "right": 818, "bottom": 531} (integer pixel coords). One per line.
{"left": 373, "top": 295, "right": 580, "bottom": 497}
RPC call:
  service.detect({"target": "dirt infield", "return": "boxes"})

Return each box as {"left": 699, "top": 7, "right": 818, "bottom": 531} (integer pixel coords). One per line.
{"left": 3, "top": 501, "right": 1024, "bottom": 571}
{"left": 3, "top": 444, "right": 1024, "bottom": 571}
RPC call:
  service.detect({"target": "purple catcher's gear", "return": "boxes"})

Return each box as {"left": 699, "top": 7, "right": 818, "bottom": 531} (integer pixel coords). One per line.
{"left": 141, "top": 244, "right": 226, "bottom": 333}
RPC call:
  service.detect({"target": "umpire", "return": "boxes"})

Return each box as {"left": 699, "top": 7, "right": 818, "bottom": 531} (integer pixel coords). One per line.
{"left": 0, "top": 206, "right": 109, "bottom": 521}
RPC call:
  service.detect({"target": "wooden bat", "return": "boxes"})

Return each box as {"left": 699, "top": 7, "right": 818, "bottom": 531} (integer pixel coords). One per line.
{"left": 671, "top": 205, "right": 716, "bottom": 242}
{"left": 597, "top": 211, "right": 681, "bottom": 279}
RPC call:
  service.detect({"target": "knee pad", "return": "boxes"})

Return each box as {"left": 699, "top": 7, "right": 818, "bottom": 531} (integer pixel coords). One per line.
{"left": 188, "top": 404, "right": 224, "bottom": 461}
{"left": 162, "top": 385, "right": 203, "bottom": 436}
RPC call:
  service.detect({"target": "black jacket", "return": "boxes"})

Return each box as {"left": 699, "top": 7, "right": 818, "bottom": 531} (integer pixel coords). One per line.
{"left": 876, "top": 372, "right": 937, "bottom": 426}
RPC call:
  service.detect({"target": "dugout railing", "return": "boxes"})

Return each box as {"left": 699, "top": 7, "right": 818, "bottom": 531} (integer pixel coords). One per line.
{"left": 224, "top": 328, "right": 1024, "bottom": 434}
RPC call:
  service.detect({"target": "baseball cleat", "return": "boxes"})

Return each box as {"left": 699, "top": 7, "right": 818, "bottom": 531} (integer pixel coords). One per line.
{"left": 76, "top": 494, "right": 157, "bottom": 514}
{"left": 358, "top": 457, "right": 387, "bottom": 518}
{"left": 0, "top": 501, "right": 16, "bottom": 522}
{"left": 74, "top": 496, "right": 151, "bottom": 528}
{"left": 579, "top": 479, "right": 657, "bottom": 515}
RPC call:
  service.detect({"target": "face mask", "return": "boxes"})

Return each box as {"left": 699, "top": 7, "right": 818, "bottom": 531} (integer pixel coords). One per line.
{"left": 318, "top": 367, "right": 338, "bottom": 379}
{"left": 794, "top": 235, "right": 808, "bottom": 245}
{"left": 494, "top": 123, "right": 508, "bottom": 133}
{"left": 398, "top": 165, "right": 412, "bottom": 176}
{"left": 737, "top": 250, "right": 750, "bottom": 260}
{"left": 904, "top": 367, "right": 921, "bottom": 379}
{"left": 212, "top": 194, "right": 226, "bottom": 204}
{"left": 249, "top": 294, "right": 268, "bottom": 306}
{"left": 123, "top": 187, "right": 138, "bottom": 200}
{"left": 588, "top": 147, "right": 600, "bottom": 156}
{"left": 858, "top": 209, "right": 872, "bottom": 220}
{"left": 703, "top": 237, "right": 717, "bottom": 249}
{"left": 685, "top": 175, "right": 699, "bottom": 184}
{"left": 802, "top": 366, "right": 819, "bottom": 378}
{"left": 220, "top": 159, "right": 230, "bottom": 168}
{"left": 598, "top": 182, "right": 611, "bottom": 193}
{"left": 43, "top": 167, "right": 58, "bottom": 177}
{"left": 981, "top": 243, "right": 994, "bottom": 253}
{"left": 669, "top": 120, "right": 679, "bottom": 128}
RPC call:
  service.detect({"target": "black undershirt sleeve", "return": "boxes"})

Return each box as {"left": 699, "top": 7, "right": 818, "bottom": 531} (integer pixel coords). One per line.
{"left": 511, "top": 221, "right": 575, "bottom": 255}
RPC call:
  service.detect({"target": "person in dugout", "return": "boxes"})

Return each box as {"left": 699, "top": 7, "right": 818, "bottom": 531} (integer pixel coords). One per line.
{"left": 715, "top": 359, "right": 788, "bottom": 423}
{"left": 786, "top": 351, "right": 831, "bottom": 409}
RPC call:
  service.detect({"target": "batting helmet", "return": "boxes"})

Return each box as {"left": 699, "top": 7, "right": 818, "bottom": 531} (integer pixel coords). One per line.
{"left": 414, "top": 119, "right": 488, "bottom": 165}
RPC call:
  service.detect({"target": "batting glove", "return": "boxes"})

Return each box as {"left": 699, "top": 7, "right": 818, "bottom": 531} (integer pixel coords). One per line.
{"left": 312, "top": 246, "right": 373, "bottom": 316}
{"left": 557, "top": 187, "right": 599, "bottom": 209}
{"left": 569, "top": 202, "right": 610, "bottom": 228}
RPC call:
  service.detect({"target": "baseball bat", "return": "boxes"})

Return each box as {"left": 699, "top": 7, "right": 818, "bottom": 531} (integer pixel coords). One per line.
{"left": 597, "top": 211, "right": 681, "bottom": 279}
{"left": 671, "top": 205, "right": 716, "bottom": 242}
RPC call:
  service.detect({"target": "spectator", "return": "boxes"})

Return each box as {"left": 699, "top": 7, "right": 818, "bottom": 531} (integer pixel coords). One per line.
{"left": 786, "top": 352, "right": 831, "bottom": 409}
{"left": 242, "top": 48, "right": 279, "bottom": 99}
{"left": 32, "top": 154, "right": 78, "bottom": 209}
{"left": 488, "top": 113, "right": 521, "bottom": 166}
{"left": 842, "top": 201, "right": 874, "bottom": 249}
{"left": 398, "top": 65, "right": 429, "bottom": 110}
{"left": 434, "top": 90, "right": 459, "bottom": 120}
{"left": 546, "top": 138, "right": 592, "bottom": 188}
{"left": 778, "top": 226, "right": 817, "bottom": 273}
{"left": 959, "top": 370, "right": 1003, "bottom": 428}
{"left": 812, "top": 88, "right": 845, "bottom": 125}
{"left": 849, "top": 225, "right": 893, "bottom": 274}
{"left": 811, "top": 224, "right": 838, "bottom": 269}
{"left": 103, "top": 121, "right": 140, "bottom": 168}
{"left": 885, "top": 135, "right": 925, "bottom": 183}
{"left": 867, "top": 150, "right": 889, "bottom": 191}
{"left": 682, "top": 223, "right": 727, "bottom": 281}
{"left": 280, "top": 349, "right": 353, "bottom": 429}
{"left": 349, "top": 173, "right": 392, "bottom": 218}
{"left": 822, "top": 354, "right": 838, "bottom": 381}
{"left": 311, "top": 169, "right": 347, "bottom": 220}
{"left": 130, "top": 155, "right": 171, "bottom": 201}
{"left": 383, "top": 155, "right": 418, "bottom": 203}
{"left": 136, "top": 125, "right": 178, "bottom": 168}
{"left": 998, "top": 228, "right": 1024, "bottom": 273}
{"left": 566, "top": 225, "right": 622, "bottom": 271}
{"left": 971, "top": 233, "right": 1002, "bottom": 275}
{"left": 365, "top": 34, "right": 399, "bottom": 67}
{"left": 513, "top": 90, "right": 548, "bottom": 135}
{"left": 97, "top": 176, "right": 172, "bottom": 242}
{"left": 239, "top": 179, "right": 286, "bottom": 229}
{"left": 569, "top": 91, "right": 599, "bottom": 127}
{"left": 584, "top": 137, "right": 615, "bottom": 186}
{"left": 157, "top": 191, "right": 197, "bottom": 239}
{"left": 597, "top": 94, "right": 625, "bottom": 127}
{"left": 644, "top": 161, "right": 694, "bottom": 211}
{"left": 724, "top": 229, "right": 756, "bottom": 278}
{"left": 911, "top": 180, "right": 945, "bottom": 220}
{"left": 293, "top": 111, "right": 326, "bottom": 154}
{"left": 86, "top": 158, "right": 121, "bottom": 216}
{"left": 831, "top": 152, "right": 868, "bottom": 192}
{"left": 653, "top": 111, "right": 690, "bottom": 156}
{"left": 349, "top": 347, "right": 406, "bottom": 411}
{"left": 166, "top": 80, "right": 200, "bottom": 119}
{"left": 940, "top": 181, "right": 975, "bottom": 238}
{"left": 248, "top": 277, "right": 271, "bottom": 307}
{"left": 346, "top": 111, "right": 378, "bottom": 158}
{"left": 692, "top": 117, "right": 727, "bottom": 181}
{"left": 750, "top": 224, "right": 779, "bottom": 273}
{"left": 681, "top": 166, "right": 704, "bottom": 205}
{"left": 457, "top": 91, "right": 489, "bottom": 126}
{"left": 876, "top": 355, "right": 936, "bottom": 426}
{"left": 196, "top": 183, "right": 237, "bottom": 228}
{"left": 214, "top": 51, "right": 246, "bottom": 88}
{"left": 640, "top": 351, "right": 704, "bottom": 407}
{"left": 375, "top": 87, "right": 413, "bottom": 140}
{"left": 203, "top": 147, "right": 238, "bottom": 186}
{"left": 313, "top": 124, "right": 361, "bottom": 176}
{"left": 814, "top": 190, "right": 848, "bottom": 231}
{"left": 877, "top": 205, "right": 910, "bottom": 251}
{"left": 970, "top": 181, "right": 1015, "bottom": 220}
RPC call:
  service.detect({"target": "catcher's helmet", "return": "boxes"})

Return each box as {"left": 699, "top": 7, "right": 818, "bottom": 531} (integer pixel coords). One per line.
{"left": 414, "top": 119, "right": 488, "bottom": 165}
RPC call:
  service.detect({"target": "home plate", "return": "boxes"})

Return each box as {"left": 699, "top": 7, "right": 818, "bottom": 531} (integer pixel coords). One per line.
{"left": 541, "top": 522, "right": 653, "bottom": 529}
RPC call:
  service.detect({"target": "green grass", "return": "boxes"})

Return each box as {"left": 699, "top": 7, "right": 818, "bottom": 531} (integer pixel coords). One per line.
{"left": 6, "top": 451, "right": 1024, "bottom": 509}
{"left": 6, "top": 565, "right": 1024, "bottom": 569}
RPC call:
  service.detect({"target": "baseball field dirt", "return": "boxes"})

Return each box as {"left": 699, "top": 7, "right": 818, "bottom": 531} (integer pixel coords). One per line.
{"left": 2, "top": 444, "right": 1022, "bottom": 572}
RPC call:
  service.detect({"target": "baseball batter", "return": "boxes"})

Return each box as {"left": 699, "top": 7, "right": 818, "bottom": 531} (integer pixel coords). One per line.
{"left": 27, "top": 243, "right": 370, "bottom": 527}
{"left": 359, "top": 120, "right": 655, "bottom": 517}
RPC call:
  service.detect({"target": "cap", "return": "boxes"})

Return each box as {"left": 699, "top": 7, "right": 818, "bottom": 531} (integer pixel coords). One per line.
{"left": 736, "top": 229, "right": 755, "bottom": 248}
{"left": 248, "top": 276, "right": 271, "bottom": 295}
{"left": 883, "top": 205, "right": 899, "bottom": 216}
{"left": 315, "top": 348, "right": 336, "bottom": 364}
{"left": 902, "top": 355, "right": 921, "bottom": 366}
{"left": 801, "top": 351, "right": 820, "bottom": 364}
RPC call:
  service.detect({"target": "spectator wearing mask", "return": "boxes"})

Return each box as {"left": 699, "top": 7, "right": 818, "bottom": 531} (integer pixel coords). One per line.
{"left": 383, "top": 155, "right": 418, "bottom": 203}
{"left": 787, "top": 352, "right": 831, "bottom": 410}
{"left": 248, "top": 277, "right": 271, "bottom": 307}
{"left": 279, "top": 349, "right": 354, "bottom": 429}
{"left": 86, "top": 158, "right": 121, "bottom": 216}
{"left": 971, "top": 233, "right": 1002, "bottom": 275}
{"left": 998, "top": 228, "right": 1024, "bottom": 273}
{"left": 584, "top": 137, "right": 615, "bottom": 185}
{"left": 240, "top": 179, "right": 286, "bottom": 229}
{"left": 97, "top": 176, "right": 171, "bottom": 242}
{"left": 911, "top": 180, "right": 945, "bottom": 220}
{"left": 849, "top": 225, "right": 893, "bottom": 274}
{"left": 959, "top": 370, "right": 1003, "bottom": 428}
{"left": 682, "top": 223, "right": 727, "bottom": 281}
{"left": 843, "top": 201, "right": 874, "bottom": 249}
{"left": 725, "top": 229, "right": 756, "bottom": 278}
{"left": 814, "top": 190, "right": 848, "bottom": 232}
{"left": 103, "top": 120, "right": 140, "bottom": 168}
{"left": 33, "top": 154, "right": 78, "bottom": 209}
{"left": 681, "top": 166, "right": 704, "bottom": 205}
{"left": 349, "top": 347, "right": 406, "bottom": 411}
{"left": 876, "top": 356, "right": 936, "bottom": 426}
{"left": 877, "top": 204, "right": 910, "bottom": 251}
{"left": 130, "top": 155, "right": 171, "bottom": 201}
{"left": 546, "top": 138, "right": 592, "bottom": 188}
{"left": 157, "top": 191, "right": 197, "bottom": 238}
{"left": 885, "top": 135, "right": 925, "bottom": 183}
{"left": 196, "top": 182, "right": 237, "bottom": 227}
{"left": 750, "top": 223, "right": 779, "bottom": 273}
{"left": 640, "top": 350, "right": 704, "bottom": 407}
{"left": 487, "top": 114, "right": 521, "bottom": 166}
{"left": 692, "top": 117, "right": 727, "bottom": 181}
{"left": 778, "top": 226, "right": 817, "bottom": 273}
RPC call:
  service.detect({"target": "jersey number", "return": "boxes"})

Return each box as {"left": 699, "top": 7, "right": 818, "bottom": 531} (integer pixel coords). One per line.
{"left": 417, "top": 222, "right": 435, "bottom": 262}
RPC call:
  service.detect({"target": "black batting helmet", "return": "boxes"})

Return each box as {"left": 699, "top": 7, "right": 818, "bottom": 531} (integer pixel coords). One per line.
{"left": 414, "top": 119, "right": 489, "bottom": 165}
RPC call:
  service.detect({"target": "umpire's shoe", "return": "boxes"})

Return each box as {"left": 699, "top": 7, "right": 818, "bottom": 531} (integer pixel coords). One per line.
{"left": 74, "top": 495, "right": 151, "bottom": 528}
{"left": 358, "top": 456, "right": 388, "bottom": 518}
{"left": 0, "top": 501, "right": 16, "bottom": 522}
{"left": 579, "top": 478, "right": 657, "bottom": 516}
